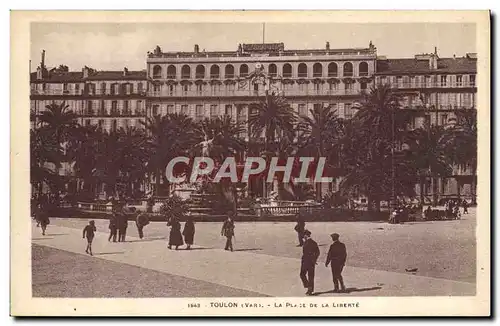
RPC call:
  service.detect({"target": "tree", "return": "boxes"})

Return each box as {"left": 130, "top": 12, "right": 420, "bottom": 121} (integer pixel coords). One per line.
{"left": 115, "top": 126, "right": 149, "bottom": 198}
{"left": 340, "top": 84, "right": 414, "bottom": 211}
{"left": 38, "top": 101, "right": 79, "bottom": 147}
{"left": 297, "top": 104, "right": 343, "bottom": 201}
{"left": 30, "top": 128, "right": 64, "bottom": 198}
{"left": 141, "top": 113, "right": 199, "bottom": 196}
{"left": 36, "top": 101, "right": 79, "bottom": 204}
{"left": 66, "top": 124, "right": 103, "bottom": 199}
{"left": 195, "top": 116, "right": 247, "bottom": 213}
{"left": 442, "top": 109, "right": 477, "bottom": 203}
{"left": 406, "top": 125, "right": 453, "bottom": 205}
{"left": 248, "top": 92, "right": 297, "bottom": 197}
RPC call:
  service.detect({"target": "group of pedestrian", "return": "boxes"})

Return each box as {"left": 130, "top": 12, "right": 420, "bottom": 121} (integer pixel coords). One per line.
{"left": 108, "top": 204, "right": 130, "bottom": 242}
{"left": 294, "top": 214, "right": 348, "bottom": 296}
{"left": 166, "top": 215, "right": 196, "bottom": 250}
{"left": 423, "top": 199, "right": 469, "bottom": 220}
{"left": 299, "top": 229, "right": 348, "bottom": 296}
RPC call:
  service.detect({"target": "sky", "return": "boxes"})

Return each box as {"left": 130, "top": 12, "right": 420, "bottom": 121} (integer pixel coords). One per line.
{"left": 30, "top": 22, "right": 477, "bottom": 72}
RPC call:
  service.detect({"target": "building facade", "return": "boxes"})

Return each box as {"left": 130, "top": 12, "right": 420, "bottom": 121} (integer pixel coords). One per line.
{"left": 30, "top": 43, "right": 477, "bottom": 202}
{"left": 375, "top": 48, "right": 477, "bottom": 202}
{"left": 30, "top": 51, "right": 148, "bottom": 133}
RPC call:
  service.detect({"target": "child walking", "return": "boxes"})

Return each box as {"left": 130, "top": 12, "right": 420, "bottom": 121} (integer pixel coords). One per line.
{"left": 83, "top": 220, "right": 96, "bottom": 256}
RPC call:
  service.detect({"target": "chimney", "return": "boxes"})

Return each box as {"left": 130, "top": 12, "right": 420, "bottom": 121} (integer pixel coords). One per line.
{"left": 434, "top": 46, "right": 438, "bottom": 55}
{"left": 194, "top": 44, "right": 199, "bottom": 53}
{"left": 429, "top": 54, "right": 438, "bottom": 70}
{"left": 83, "top": 66, "right": 89, "bottom": 78}
{"left": 36, "top": 66, "right": 43, "bottom": 80}
{"left": 325, "top": 41, "right": 330, "bottom": 50}
{"left": 123, "top": 67, "right": 128, "bottom": 76}
{"left": 41, "top": 50, "right": 45, "bottom": 69}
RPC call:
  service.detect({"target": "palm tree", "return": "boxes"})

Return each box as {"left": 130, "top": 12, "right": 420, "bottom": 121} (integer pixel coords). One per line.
{"left": 36, "top": 101, "right": 79, "bottom": 203}
{"left": 297, "top": 104, "right": 343, "bottom": 201}
{"left": 248, "top": 92, "right": 297, "bottom": 197}
{"left": 66, "top": 124, "right": 103, "bottom": 199}
{"left": 115, "top": 126, "right": 149, "bottom": 198}
{"left": 195, "top": 116, "right": 247, "bottom": 213}
{"left": 30, "top": 128, "right": 64, "bottom": 198}
{"left": 141, "top": 113, "right": 199, "bottom": 196}
{"left": 38, "top": 101, "right": 79, "bottom": 146}
{"left": 406, "top": 125, "right": 453, "bottom": 205}
{"left": 196, "top": 116, "right": 246, "bottom": 163}
{"left": 341, "top": 84, "right": 414, "bottom": 211}
{"left": 442, "top": 109, "right": 477, "bottom": 204}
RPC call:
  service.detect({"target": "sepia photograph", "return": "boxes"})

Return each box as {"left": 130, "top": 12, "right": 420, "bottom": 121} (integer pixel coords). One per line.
{"left": 10, "top": 10, "right": 491, "bottom": 317}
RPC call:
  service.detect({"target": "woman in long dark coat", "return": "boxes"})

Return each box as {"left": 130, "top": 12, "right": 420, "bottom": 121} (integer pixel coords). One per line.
{"left": 182, "top": 216, "right": 195, "bottom": 250}
{"left": 167, "top": 217, "right": 184, "bottom": 250}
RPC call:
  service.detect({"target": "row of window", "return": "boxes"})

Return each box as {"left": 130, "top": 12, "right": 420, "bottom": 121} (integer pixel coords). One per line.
{"left": 150, "top": 103, "right": 356, "bottom": 119}
{"left": 35, "top": 82, "right": 146, "bottom": 95}
{"left": 152, "top": 62, "right": 369, "bottom": 79}
{"left": 150, "top": 80, "right": 368, "bottom": 96}
{"left": 378, "top": 74, "right": 476, "bottom": 88}
{"left": 84, "top": 118, "right": 140, "bottom": 131}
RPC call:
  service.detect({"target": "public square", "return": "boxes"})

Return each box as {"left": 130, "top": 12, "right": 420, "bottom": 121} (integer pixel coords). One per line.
{"left": 32, "top": 209, "right": 476, "bottom": 298}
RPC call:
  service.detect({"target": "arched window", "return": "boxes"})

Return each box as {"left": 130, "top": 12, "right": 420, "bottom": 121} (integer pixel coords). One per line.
{"left": 268, "top": 64, "right": 277, "bottom": 77}
{"left": 153, "top": 65, "right": 162, "bottom": 79}
{"left": 343, "top": 62, "right": 353, "bottom": 77}
{"left": 283, "top": 63, "right": 292, "bottom": 78}
{"left": 225, "top": 64, "right": 235, "bottom": 78}
{"left": 167, "top": 65, "right": 176, "bottom": 79}
{"left": 181, "top": 65, "right": 191, "bottom": 79}
{"left": 239, "top": 64, "right": 249, "bottom": 77}
{"left": 195, "top": 65, "right": 205, "bottom": 79}
{"left": 210, "top": 65, "right": 220, "bottom": 79}
{"left": 359, "top": 62, "right": 369, "bottom": 76}
{"left": 298, "top": 63, "right": 308, "bottom": 78}
{"left": 313, "top": 63, "right": 323, "bottom": 78}
{"left": 328, "top": 63, "right": 338, "bottom": 77}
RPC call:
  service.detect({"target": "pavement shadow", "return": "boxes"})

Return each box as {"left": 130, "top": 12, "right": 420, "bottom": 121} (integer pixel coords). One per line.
{"left": 313, "top": 286, "right": 382, "bottom": 296}
{"left": 46, "top": 233, "right": 68, "bottom": 236}
{"left": 234, "top": 248, "right": 262, "bottom": 252}
{"left": 94, "top": 252, "right": 125, "bottom": 256}
{"left": 188, "top": 247, "right": 215, "bottom": 251}
{"left": 32, "top": 237, "right": 54, "bottom": 240}
{"left": 126, "top": 237, "right": 166, "bottom": 243}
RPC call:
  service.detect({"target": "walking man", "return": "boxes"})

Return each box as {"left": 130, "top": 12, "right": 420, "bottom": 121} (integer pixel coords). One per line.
{"left": 463, "top": 199, "right": 469, "bottom": 215}
{"left": 300, "top": 230, "right": 320, "bottom": 296}
{"left": 135, "top": 210, "right": 149, "bottom": 239}
{"left": 294, "top": 213, "right": 306, "bottom": 247}
{"left": 325, "top": 233, "right": 347, "bottom": 293}
{"left": 221, "top": 212, "right": 235, "bottom": 251}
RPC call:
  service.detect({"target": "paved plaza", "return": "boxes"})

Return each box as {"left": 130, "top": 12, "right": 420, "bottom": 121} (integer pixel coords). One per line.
{"left": 32, "top": 209, "right": 476, "bottom": 297}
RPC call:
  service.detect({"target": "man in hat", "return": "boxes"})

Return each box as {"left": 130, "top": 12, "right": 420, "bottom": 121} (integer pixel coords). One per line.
{"left": 300, "top": 229, "right": 320, "bottom": 296}
{"left": 325, "top": 233, "right": 347, "bottom": 292}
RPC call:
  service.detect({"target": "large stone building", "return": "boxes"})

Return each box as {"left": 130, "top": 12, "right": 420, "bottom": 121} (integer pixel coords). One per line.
{"left": 30, "top": 50, "right": 148, "bottom": 133}
{"left": 30, "top": 42, "right": 477, "bottom": 202}
{"left": 374, "top": 48, "right": 477, "bottom": 202}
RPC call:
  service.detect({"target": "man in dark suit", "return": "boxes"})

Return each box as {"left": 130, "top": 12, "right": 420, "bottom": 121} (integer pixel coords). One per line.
{"left": 325, "top": 233, "right": 347, "bottom": 292}
{"left": 300, "top": 230, "right": 320, "bottom": 295}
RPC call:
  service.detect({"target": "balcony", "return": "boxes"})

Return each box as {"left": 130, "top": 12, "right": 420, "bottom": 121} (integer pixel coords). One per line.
{"left": 210, "top": 74, "right": 220, "bottom": 79}
{"left": 343, "top": 72, "right": 354, "bottom": 77}
{"left": 167, "top": 74, "right": 176, "bottom": 79}
{"left": 195, "top": 74, "right": 205, "bottom": 79}
{"left": 359, "top": 72, "right": 369, "bottom": 77}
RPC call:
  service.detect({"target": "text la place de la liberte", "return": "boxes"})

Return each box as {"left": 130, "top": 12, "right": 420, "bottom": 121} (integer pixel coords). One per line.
{"left": 208, "top": 301, "right": 360, "bottom": 309}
